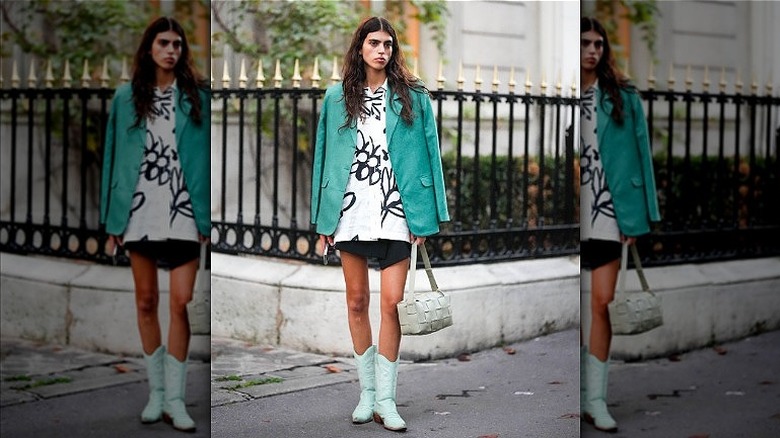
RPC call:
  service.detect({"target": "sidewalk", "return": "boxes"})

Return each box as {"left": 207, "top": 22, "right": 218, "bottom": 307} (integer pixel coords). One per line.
{"left": 2, "top": 329, "right": 779, "bottom": 437}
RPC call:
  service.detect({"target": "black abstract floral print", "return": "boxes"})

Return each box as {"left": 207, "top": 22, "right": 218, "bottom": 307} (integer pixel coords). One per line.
{"left": 334, "top": 80, "right": 410, "bottom": 243}
{"left": 123, "top": 84, "right": 199, "bottom": 243}
{"left": 580, "top": 82, "right": 620, "bottom": 242}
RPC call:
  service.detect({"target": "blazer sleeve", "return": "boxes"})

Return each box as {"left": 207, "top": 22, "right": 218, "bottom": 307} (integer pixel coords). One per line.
{"left": 420, "top": 92, "right": 450, "bottom": 224}
{"left": 99, "top": 90, "right": 119, "bottom": 229}
{"left": 310, "top": 89, "right": 329, "bottom": 226}
{"left": 631, "top": 91, "right": 661, "bottom": 223}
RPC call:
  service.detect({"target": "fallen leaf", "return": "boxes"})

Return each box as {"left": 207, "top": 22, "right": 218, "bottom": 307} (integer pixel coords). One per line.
{"left": 758, "top": 380, "right": 774, "bottom": 385}
{"left": 434, "top": 411, "right": 451, "bottom": 416}
{"left": 324, "top": 365, "right": 342, "bottom": 373}
{"left": 548, "top": 380, "right": 563, "bottom": 385}
{"left": 713, "top": 346, "right": 727, "bottom": 355}
{"left": 503, "top": 347, "right": 516, "bottom": 355}
{"left": 668, "top": 354, "right": 681, "bottom": 362}
{"left": 114, "top": 364, "right": 130, "bottom": 373}
{"left": 457, "top": 353, "right": 471, "bottom": 362}
{"left": 514, "top": 391, "right": 534, "bottom": 396}
{"left": 559, "top": 413, "right": 580, "bottom": 419}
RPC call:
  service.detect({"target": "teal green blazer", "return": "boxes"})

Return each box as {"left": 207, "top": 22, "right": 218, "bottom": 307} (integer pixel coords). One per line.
{"left": 311, "top": 83, "right": 450, "bottom": 237}
{"left": 596, "top": 86, "right": 661, "bottom": 236}
{"left": 99, "top": 83, "right": 211, "bottom": 236}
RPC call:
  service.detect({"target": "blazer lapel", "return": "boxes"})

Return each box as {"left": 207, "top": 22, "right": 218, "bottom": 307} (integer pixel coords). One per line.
{"left": 385, "top": 86, "right": 403, "bottom": 144}
{"left": 175, "top": 87, "right": 191, "bottom": 147}
{"left": 596, "top": 87, "right": 612, "bottom": 140}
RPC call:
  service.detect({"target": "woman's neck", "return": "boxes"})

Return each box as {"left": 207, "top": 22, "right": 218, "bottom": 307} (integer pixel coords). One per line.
{"left": 155, "top": 69, "right": 176, "bottom": 91}
{"left": 581, "top": 69, "right": 597, "bottom": 92}
{"left": 365, "top": 69, "right": 387, "bottom": 93}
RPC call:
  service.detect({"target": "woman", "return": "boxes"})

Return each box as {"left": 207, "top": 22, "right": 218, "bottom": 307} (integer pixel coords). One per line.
{"left": 310, "top": 16, "right": 449, "bottom": 432}
{"left": 100, "top": 17, "right": 210, "bottom": 432}
{"left": 579, "top": 17, "right": 661, "bottom": 433}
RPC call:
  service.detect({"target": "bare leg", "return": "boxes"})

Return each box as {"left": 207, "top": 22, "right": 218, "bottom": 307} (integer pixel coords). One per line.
{"left": 129, "top": 252, "right": 162, "bottom": 355}
{"left": 589, "top": 258, "right": 620, "bottom": 362}
{"left": 340, "top": 251, "right": 372, "bottom": 355}
{"left": 167, "top": 258, "right": 198, "bottom": 361}
{"left": 377, "top": 258, "right": 408, "bottom": 362}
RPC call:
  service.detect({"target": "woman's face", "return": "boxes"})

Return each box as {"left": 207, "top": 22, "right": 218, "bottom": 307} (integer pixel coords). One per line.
{"left": 150, "top": 30, "right": 183, "bottom": 72}
{"left": 581, "top": 29, "right": 604, "bottom": 73}
{"left": 360, "top": 30, "right": 393, "bottom": 74}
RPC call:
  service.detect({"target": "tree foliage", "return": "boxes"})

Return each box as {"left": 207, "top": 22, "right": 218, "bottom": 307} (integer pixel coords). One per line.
{"left": 211, "top": 0, "right": 449, "bottom": 79}
{"left": 584, "top": 0, "right": 660, "bottom": 64}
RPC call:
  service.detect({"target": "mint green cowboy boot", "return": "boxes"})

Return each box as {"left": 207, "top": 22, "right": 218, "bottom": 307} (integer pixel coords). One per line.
{"left": 373, "top": 353, "right": 407, "bottom": 432}
{"left": 583, "top": 353, "right": 618, "bottom": 433}
{"left": 352, "top": 345, "right": 376, "bottom": 424}
{"left": 163, "top": 353, "right": 196, "bottom": 432}
{"left": 141, "top": 345, "right": 166, "bottom": 423}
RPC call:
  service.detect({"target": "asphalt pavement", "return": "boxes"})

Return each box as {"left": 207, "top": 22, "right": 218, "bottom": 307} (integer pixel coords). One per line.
{"left": 2, "top": 329, "right": 779, "bottom": 437}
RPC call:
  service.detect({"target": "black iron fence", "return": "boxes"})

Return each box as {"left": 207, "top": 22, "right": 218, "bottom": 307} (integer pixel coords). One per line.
{"left": 210, "top": 84, "right": 580, "bottom": 266}
{"left": 2, "top": 66, "right": 778, "bottom": 267}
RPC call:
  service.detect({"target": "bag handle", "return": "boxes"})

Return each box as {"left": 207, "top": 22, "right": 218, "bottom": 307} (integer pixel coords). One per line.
{"left": 199, "top": 241, "right": 207, "bottom": 272}
{"left": 618, "top": 242, "right": 652, "bottom": 295}
{"left": 405, "top": 242, "right": 439, "bottom": 298}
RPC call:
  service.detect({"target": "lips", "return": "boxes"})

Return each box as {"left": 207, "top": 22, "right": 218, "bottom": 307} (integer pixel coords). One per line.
{"left": 375, "top": 58, "right": 386, "bottom": 63}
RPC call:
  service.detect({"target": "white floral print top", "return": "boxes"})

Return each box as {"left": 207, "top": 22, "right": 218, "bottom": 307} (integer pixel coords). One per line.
{"left": 333, "top": 79, "right": 410, "bottom": 243}
{"left": 580, "top": 81, "right": 620, "bottom": 242}
{"left": 123, "top": 82, "right": 199, "bottom": 243}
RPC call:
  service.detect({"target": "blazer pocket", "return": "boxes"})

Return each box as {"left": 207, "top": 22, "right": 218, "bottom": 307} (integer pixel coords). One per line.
{"left": 420, "top": 175, "right": 433, "bottom": 187}
{"left": 630, "top": 177, "right": 644, "bottom": 188}
{"left": 321, "top": 177, "right": 330, "bottom": 188}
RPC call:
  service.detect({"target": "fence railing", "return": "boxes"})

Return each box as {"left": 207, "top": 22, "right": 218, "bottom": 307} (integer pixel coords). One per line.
{"left": 2, "top": 57, "right": 778, "bottom": 267}
{"left": 210, "top": 59, "right": 580, "bottom": 266}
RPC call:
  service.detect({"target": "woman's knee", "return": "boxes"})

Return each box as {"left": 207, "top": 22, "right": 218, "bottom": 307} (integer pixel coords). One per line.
{"left": 346, "top": 290, "right": 370, "bottom": 314}
{"left": 135, "top": 287, "right": 159, "bottom": 314}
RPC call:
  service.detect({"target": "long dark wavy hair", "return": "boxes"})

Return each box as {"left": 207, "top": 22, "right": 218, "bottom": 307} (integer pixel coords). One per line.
{"left": 581, "top": 16, "right": 632, "bottom": 124}
{"left": 131, "top": 17, "right": 205, "bottom": 127}
{"left": 340, "top": 16, "right": 425, "bottom": 130}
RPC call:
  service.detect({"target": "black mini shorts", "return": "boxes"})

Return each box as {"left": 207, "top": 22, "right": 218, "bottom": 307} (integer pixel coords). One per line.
{"left": 124, "top": 239, "right": 201, "bottom": 270}
{"left": 580, "top": 239, "right": 622, "bottom": 271}
{"left": 335, "top": 239, "right": 412, "bottom": 270}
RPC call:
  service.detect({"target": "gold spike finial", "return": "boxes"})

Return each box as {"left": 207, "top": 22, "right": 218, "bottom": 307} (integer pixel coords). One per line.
{"left": 719, "top": 66, "right": 727, "bottom": 93}
{"left": 11, "top": 59, "right": 20, "bottom": 88}
{"left": 555, "top": 70, "right": 562, "bottom": 97}
{"left": 540, "top": 71, "right": 548, "bottom": 95}
{"left": 685, "top": 65, "right": 693, "bottom": 92}
{"left": 45, "top": 59, "right": 54, "bottom": 88}
{"left": 525, "top": 70, "right": 532, "bottom": 94}
{"left": 311, "top": 57, "right": 321, "bottom": 89}
{"left": 62, "top": 59, "right": 72, "bottom": 88}
{"left": 27, "top": 58, "right": 37, "bottom": 88}
{"left": 457, "top": 61, "right": 464, "bottom": 91}
{"left": 120, "top": 57, "right": 130, "bottom": 83}
{"left": 703, "top": 65, "right": 710, "bottom": 91}
{"left": 667, "top": 64, "right": 675, "bottom": 90}
{"left": 735, "top": 69, "right": 743, "bottom": 94}
{"left": 222, "top": 59, "right": 231, "bottom": 89}
{"left": 330, "top": 56, "right": 340, "bottom": 84}
{"left": 436, "top": 59, "right": 445, "bottom": 90}
{"left": 474, "top": 64, "right": 483, "bottom": 92}
{"left": 81, "top": 59, "right": 91, "bottom": 87}
{"left": 648, "top": 62, "right": 656, "bottom": 90}
{"left": 273, "top": 59, "right": 283, "bottom": 88}
{"left": 508, "top": 67, "right": 516, "bottom": 94}
{"left": 238, "top": 58, "right": 248, "bottom": 89}
{"left": 491, "top": 65, "right": 500, "bottom": 93}
{"left": 570, "top": 72, "right": 577, "bottom": 97}
{"left": 256, "top": 59, "right": 266, "bottom": 88}
{"left": 100, "top": 58, "right": 110, "bottom": 88}
{"left": 292, "top": 59, "right": 302, "bottom": 89}
{"left": 750, "top": 73, "right": 758, "bottom": 95}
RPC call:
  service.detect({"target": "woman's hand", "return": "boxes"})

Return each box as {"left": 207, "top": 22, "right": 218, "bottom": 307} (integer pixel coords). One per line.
{"left": 621, "top": 234, "right": 636, "bottom": 246}
{"left": 319, "top": 234, "right": 334, "bottom": 249}
{"left": 107, "top": 235, "right": 124, "bottom": 255}
{"left": 410, "top": 234, "right": 426, "bottom": 246}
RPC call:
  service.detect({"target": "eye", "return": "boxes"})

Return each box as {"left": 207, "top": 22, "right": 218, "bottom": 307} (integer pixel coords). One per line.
{"left": 594, "top": 41, "right": 603, "bottom": 49}
{"left": 173, "top": 41, "right": 182, "bottom": 50}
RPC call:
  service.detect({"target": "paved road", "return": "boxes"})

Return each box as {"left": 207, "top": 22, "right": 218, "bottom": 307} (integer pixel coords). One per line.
{"left": 3, "top": 329, "right": 780, "bottom": 437}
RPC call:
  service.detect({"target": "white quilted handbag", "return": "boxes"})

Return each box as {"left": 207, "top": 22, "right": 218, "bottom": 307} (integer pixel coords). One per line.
{"left": 609, "top": 242, "right": 663, "bottom": 335}
{"left": 397, "top": 243, "right": 453, "bottom": 336}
